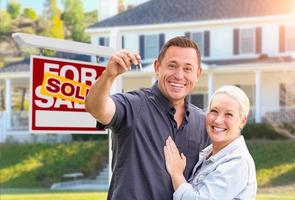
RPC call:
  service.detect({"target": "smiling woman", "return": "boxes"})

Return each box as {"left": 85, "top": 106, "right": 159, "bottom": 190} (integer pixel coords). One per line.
{"left": 164, "top": 85, "right": 257, "bottom": 200}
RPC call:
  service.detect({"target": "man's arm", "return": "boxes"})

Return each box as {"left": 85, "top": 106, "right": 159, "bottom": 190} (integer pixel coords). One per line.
{"left": 85, "top": 49, "right": 141, "bottom": 125}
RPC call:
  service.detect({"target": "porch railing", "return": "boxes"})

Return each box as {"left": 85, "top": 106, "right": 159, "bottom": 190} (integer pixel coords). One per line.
{"left": 11, "top": 111, "right": 29, "bottom": 130}
{"left": 264, "top": 106, "right": 295, "bottom": 123}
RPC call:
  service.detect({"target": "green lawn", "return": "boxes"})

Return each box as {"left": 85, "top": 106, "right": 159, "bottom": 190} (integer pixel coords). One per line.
{"left": 0, "top": 192, "right": 294, "bottom": 200}
{"left": 1, "top": 140, "right": 294, "bottom": 199}
{"left": 1, "top": 192, "right": 107, "bottom": 200}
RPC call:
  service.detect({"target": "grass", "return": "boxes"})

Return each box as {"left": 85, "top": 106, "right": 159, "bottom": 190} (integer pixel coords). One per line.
{"left": 247, "top": 140, "right": 295, "bottom": 188}
{"left": 0, "top": 140, "right": 108, "bottom": 188}
{"left": 0, "top": 191, "right": 294, "bottom": 200}
{"left": 0, "top": 140, "right": 294, "bottom": 199}
{"left": 0, "top": 192, "right": 107, "bottom": 200}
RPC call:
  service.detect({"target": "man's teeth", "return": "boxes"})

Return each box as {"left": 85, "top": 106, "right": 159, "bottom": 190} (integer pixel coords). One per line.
{"left": 170, "top": 83, "right": 184, "bottom": 87}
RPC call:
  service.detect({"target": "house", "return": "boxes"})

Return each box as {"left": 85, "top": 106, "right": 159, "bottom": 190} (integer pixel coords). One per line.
{"left": 1, "top": 0, "right": 295, "bottom": 142}
{"left": 86, "top": 0, "right": 295, "bottom": 123}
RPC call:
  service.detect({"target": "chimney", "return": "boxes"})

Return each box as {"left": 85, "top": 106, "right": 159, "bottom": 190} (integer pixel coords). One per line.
{"left": 118, "top": 0, "right": 125, "bottom": 13}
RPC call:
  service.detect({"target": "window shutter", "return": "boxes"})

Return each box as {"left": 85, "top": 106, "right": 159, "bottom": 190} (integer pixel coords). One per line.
{"left": 159, "top": 33, "right": 165, "bottom": 51}
{"left": 233, "top": 29, "right": 239, "bottom": 55}
{"left": 256, "top": 27, "right": 262, "bottom": 54}
{"left": 279, "top": 26, "right": 285, "bottom": 52}
{"left": 99, "top": 37, "right": 105, "bottom": 46}
{"left": 204, "top": 31, "right": 210, "bottom": 57}
{"left": 139, "top": 35, "right": 145, "bottom": 59}
{"left": 185, "top": 32, "right": 191, "bottom": 38}
{"left": 121, "top": 36, "right": 125, "bottom": 49}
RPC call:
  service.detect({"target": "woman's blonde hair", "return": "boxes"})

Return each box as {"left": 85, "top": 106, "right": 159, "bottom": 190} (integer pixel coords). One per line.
{"left": 208, "top": 85, "right": 250, "bottom": 118}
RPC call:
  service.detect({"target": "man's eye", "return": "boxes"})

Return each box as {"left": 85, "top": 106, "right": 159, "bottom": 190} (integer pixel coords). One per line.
{"left": 184, "top": 67, "right": 192, "bottom": 73}
{"left": 168, "top": 64, "right": 176, "bottom": 68}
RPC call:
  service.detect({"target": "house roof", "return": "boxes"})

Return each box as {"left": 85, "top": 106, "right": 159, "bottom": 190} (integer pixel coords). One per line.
{"left": 0, "top": 58, "right": 30, "bottom": 73}
{"left": 89, "top": 0, "right": 295, "bottom": 28}
{"left": 0, "top": 53, "right": 91, "bottom": 73}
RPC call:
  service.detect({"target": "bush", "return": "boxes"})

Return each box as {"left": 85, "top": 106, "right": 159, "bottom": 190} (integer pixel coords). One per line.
{"left": 242, "top": 123, "right": 286, "bottom": 140}
{"left": 71, "top": 134, "right": 108, "bottom": 141}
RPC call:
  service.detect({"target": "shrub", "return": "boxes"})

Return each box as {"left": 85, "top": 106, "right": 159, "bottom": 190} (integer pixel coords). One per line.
{"left": 242, "top": 123, "right": 286, "bottom": 140}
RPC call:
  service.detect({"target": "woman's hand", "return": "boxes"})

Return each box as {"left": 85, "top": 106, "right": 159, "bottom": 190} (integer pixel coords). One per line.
{"left": 164, "top": 136, "right": 187, "bottom": 190}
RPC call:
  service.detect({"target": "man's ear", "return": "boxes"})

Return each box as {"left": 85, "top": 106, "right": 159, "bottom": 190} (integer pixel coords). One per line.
{"left": 154, "top": 60, "right": 160, "bottom": 75}
{"left": 197, "top": 66, "right": 202, "bottom": 78}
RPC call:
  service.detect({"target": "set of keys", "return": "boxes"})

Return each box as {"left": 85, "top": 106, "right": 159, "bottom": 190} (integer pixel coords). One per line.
{"left": 135, "top": 62, "right": 143, "bottom": 71}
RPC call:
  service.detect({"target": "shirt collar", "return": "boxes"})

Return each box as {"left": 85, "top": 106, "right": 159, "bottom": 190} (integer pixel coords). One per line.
{"left": 151, "top": 82, "right": 191, "bottom": 118}
{"left": 200, "top": 136, "right": 246, "bottom": 163}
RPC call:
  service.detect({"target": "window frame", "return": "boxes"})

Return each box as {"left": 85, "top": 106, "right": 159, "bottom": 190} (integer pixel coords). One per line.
{"left": 144, "top": 34, "right": 159, "bottom": 60}
{"left": 191, "top": 32, "right": 204, "bottom": 57}
{"left": 239, "top": 28, "right": 256, "bottom": 54}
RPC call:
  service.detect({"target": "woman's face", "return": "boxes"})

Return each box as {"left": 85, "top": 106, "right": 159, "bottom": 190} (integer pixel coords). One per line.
{"left": 206, "top": 93, "right": 247, "bottom": 150}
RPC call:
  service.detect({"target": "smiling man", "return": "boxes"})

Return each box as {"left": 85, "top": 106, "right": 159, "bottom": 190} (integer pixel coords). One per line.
{"left": 85, "top": 36, "right": 210, "bottom": 200}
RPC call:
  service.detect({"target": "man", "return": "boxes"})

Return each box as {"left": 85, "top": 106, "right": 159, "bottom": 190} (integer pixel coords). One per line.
{"left": 85, "top": 36, "right": 210, "bottom": 200}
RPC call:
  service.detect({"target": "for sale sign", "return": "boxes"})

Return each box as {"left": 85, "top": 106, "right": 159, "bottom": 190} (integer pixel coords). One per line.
{"left": 30, "top": 55, "right": 106, "bottom": 133}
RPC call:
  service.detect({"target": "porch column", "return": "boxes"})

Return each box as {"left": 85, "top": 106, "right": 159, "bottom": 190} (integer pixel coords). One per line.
{"left": 109, "top": 28, "right": 122, "bottom": 94}
{"left": 5, "top": 78, "right": 12, "bottom": 129}
{"left": 255, "top": 71, "right": 262, "bottom": 123}
{"left": 207, "top": 72, "right": 213, "bottom": 104}
{"left": 108, "top": 28, "right": 122, "bottom": 185}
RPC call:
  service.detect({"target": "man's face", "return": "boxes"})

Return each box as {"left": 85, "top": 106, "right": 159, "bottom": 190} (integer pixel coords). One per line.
{"left": 154, "top": 46, "right": 202, "bottom": 106}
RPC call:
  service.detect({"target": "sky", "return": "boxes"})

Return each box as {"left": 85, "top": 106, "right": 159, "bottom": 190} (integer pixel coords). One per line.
{"left": 0, "top": 0, "right": 98, "bottom": 13}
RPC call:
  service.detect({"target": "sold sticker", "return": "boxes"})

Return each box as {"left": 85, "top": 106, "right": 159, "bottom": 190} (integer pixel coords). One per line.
{"left": 40, "top": 72, "right": 90, "bottom": 104}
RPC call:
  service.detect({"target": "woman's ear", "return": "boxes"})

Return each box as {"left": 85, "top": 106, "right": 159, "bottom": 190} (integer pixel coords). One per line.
{"left": 239, "top": 116, "right": 248, "bottom": 130}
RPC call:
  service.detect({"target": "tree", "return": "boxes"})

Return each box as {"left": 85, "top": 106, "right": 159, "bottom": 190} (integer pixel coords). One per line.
{"left": 7, "top": 1, "right": 21, "bottom": 19}
{"left": 0, "top": 11, "right": 11, "bottom": 34}
{"left": 22, "top": 8, "right": 38, "bottom": 20}
{"left": 62, "top": 0, "right": 86, "bottom": 42}
{"left": 42, "top": 0, "right": 64, "bottom": 39}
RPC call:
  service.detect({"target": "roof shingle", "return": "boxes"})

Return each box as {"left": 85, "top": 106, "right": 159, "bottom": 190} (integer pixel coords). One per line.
{"left": 89, "top": 0, "right": 295, "bottom": 28}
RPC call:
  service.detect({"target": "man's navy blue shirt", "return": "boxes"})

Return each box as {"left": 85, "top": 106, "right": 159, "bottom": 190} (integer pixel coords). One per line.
{"left": 97, "top": 83, "right": 210, "bottom": 200}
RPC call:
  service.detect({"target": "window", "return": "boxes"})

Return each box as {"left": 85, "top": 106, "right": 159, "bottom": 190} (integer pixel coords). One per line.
{"left": 189, "top": 93, "right": 208, "bottom": 110}
{"left": 98, "top": 37, "right": 110, "bottom": 62}
{"left": 279, "top": 83, "right": 295, "bottom": 107}
{"left": 191, "top": 32, "right": 204, "bottom": 56}
{"left": 286, "top": 25, "right": 295, "bottom": 51}
{"left": 240, "top": 28, "right": 255, "bottom": 54}
{"left": 144, "top": 35, "right": 159, "bottom": 59}
{"left": 98, "top": 37, "right": 109, "bottom": 47}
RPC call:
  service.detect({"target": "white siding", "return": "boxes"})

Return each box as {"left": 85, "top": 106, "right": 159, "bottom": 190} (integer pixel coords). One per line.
{"left": 210, "top": 27, "right": 233, "bottom": 59}
{"left": 262, "top": 25, "right": 279, "bottom": 56}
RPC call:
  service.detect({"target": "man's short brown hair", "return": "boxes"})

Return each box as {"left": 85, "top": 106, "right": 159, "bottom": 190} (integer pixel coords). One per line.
{"left": 157, "top": 36, "right": 201, "bottom": 68}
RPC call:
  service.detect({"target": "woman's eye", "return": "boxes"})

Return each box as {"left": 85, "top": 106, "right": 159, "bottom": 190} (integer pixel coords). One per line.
{"left": 210, "top": 109, "right": 217, "bottom": 114}
{"left": 226, "top": 113, "right": 233, "bottom": 117}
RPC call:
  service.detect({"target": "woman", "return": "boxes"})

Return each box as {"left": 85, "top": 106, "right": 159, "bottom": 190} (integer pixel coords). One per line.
{"left": 164, "top": 85, "right": 257, "bottom": 200}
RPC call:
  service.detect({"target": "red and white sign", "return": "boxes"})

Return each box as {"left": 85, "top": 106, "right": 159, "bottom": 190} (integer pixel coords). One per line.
{"left": 30, "top": 55, "right": 106, "bottom": 133}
